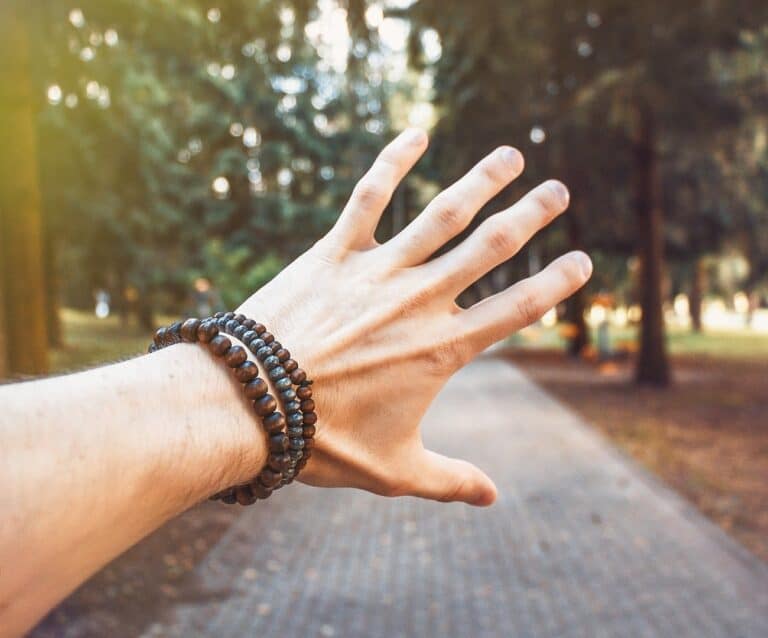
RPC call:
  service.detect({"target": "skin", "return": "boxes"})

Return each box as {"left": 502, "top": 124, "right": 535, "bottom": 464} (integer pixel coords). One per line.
{"left": 0, "top": 129, "right": 591, "bottom": 636}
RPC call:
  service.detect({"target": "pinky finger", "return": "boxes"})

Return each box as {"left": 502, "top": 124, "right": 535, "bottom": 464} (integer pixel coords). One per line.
{"left": 464, "top": 251, "right": 592, "bottom": 350}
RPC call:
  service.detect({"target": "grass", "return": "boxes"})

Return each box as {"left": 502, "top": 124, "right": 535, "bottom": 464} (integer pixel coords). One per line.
{"left": 50, "top": 308, "right": 160, "bottom": 374}
{"left": 508, "top": 322, "right": 768, "bottom": 360}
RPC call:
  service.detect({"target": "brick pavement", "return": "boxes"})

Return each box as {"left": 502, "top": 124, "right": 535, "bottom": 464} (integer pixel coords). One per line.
{"left": 35, "top": 357, "right": 768, "bottom": 637}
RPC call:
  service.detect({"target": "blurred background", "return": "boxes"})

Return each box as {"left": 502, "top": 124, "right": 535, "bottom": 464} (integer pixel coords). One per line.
{"left": 1, "top": 0, "right": 767, "bottom": 633}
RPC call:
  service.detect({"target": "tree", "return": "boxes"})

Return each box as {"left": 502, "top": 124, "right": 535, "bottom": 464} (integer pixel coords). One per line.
{"left": 0, "top": 3, "right": 49, "bottom": 376}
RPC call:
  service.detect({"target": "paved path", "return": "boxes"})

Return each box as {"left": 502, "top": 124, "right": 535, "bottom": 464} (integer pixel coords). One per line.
{"left": 37, "top": 358, "right": 768, "bottom": 637}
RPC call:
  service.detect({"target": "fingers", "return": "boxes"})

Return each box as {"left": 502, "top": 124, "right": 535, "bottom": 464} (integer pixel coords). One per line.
{"left": 464, "top": 251, "right": 593, "bottom": 349}
{"left": 408, "top": 449, "right": 498, "bottom": 506}
{"left": 384, "top": 146, "right": 524, "bottom": 265}
{"left": 331, "top": 128, "right": 428, "bottom": 250}
{"left": 427, "top": 180, "right": 570, "bottom": 293}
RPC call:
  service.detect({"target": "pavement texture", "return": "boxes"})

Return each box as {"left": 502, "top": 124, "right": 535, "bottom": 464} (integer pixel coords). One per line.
{"left": 33, "top": 357, "right": 768, "bottom": 638}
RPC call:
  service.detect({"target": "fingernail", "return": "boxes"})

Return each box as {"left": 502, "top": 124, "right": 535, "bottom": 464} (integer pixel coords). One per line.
{"left": 404, "top": 127, "right": 427, "bottom": 146}
{"left": 501, "top": 146, "right": 522, "bottom": 169}
{"left": 574, "top": 251, "right": 593, "bottom": 280}
{"left": 547, "top": 180, "right": 570, "bottom": 206}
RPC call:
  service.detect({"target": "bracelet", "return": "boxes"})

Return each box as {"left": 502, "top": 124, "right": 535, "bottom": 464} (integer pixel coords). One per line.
{"left": 209, "top": 312, "right": 316, "bottom": 494}
{"left": 147, "top": 312, "right": 315, "bottom": 505}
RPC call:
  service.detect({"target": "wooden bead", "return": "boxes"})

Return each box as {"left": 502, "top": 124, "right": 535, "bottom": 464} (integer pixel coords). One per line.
{"left": 261, "top": 332, "right": 275, "bottom": 344}
{"left": 280, "top": 388, "right": 297, "bottom": 402}
{"left": 263, "top": 412, "right": 286, "bottom": 433}
{"left": 302, "top": 424, "right": 316, "bottom": 438}
{"left": 303, "top": 437, "right": 315, "bottom": 450}
{"left": 168, "top": 321, "right": 183, "bottom": 339}
{"left": 235, "top": 485, "right": 256, "bottom": 506}
{"left": 180, "top": 318, "right": 201, "bottom": 342}
{"left": 254, "top": 394, "right": 277, "bottom": 416}
{"left": 300, "top": 399, "right": 315, "bottom": 412}
{"left": 290, "top": 369, "right": 307, "bottom": 384}
{"left": 223, "top": 311, "right": 236, "bottom": 320}
{"left": 303, "top": 412, "right": 318, "bottom": 425}
{"left": 249, "top": 338, "right": 266, "bottom": 354}
{"left": 284, "top": 399, "right": 301, "bottom": 413}
{"left": 287, "top": 412, "right": 304, "bottom": 427}
{"left": 233, "top": 361, "right": 258, "bottom": 382}
{"left": 287, "top": 426, "right": 303, "bottom": 438}
{"left": 242, "top": 318, "right": 256, "bottom": 330}
{"left": 289, "top": 437, "right": 305, "bottom": 450}
{"left": 224, "top": 345, "right": 247, "bottom": 367}
{"left": 251, "top": 482, "right": 272, "bottom": 499}
{"left": 259, "top": 468, "right": 282, "bottom": 488}
{"left": 221, "top": 489, "right": 237, "bottom": 504}
{"left": 153, "top": 326, "right": 168, "bottom": 345}
{"left": 268, "top": 453, "right": 291, "bottom": 473}
{"left": 275, "top": 348, "right": 290, "bottom": 362}
{"left": 214, "top": 311, "right": 225, "bottom": 319}
{"left": 233, "top": 324, "right": 248, "bottom": 340}
{"left": 268, "top": 366, "right": 286, "bottom": 381}
{"left": 252, "top": 322, "right": 266, "bottom": 335}
{"left": 225, "top": 319, "right": 239, "bottom": 334}
{"left": 208, "top": 335, "right": 232, "bottom": 356}
{"left": 283, "top": 359, "right": 298, "bottom": 373}
{"left": 297, "top": 386, "right": 312, "bottom": 400}
{"left": 244, "top": 378, "right": 268, "bottom": 399}
{"left": 197, "top": 320, "right": 219, "bottom": 343}
{"left": 263, "top": 355, "right": 280, "bottom": 370}
{"left": 270, "top": 341, "right": 282, "bottom": 354}
{"left": 241, "top": 330, "right": 257, "bottom": 344}
{"left": 255, "top": 346, "right": 272, "bottom": 361}
{"left": 269, "top": 433, "right": 288, "bottom": 452}
{"left": 234, "top": 313, "right": 247, "bottom": 323}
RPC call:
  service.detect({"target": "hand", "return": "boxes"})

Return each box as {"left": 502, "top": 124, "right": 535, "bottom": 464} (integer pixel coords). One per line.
{"left": 237, "top": 128, "right": 592, "bottom": 506}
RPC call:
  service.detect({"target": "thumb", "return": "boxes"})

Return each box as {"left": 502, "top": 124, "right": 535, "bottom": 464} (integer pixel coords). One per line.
{"left": 410, "top": 449, "right": 498, "bottom": 506}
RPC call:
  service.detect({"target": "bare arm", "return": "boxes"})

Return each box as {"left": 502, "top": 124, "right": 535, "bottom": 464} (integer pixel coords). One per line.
{"left": 0, "top": 130, "right": 592, "bottom": 635}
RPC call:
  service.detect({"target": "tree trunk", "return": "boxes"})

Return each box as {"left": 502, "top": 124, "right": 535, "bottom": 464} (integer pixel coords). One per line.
{"left": 689, "top": 258, "right": 703, "bottom": 333}
{"left": 633, "top": 101, "right": 670, "bottom": 386}
{"left": 0, "top": 3, "right": 49, "bottom": 376}
{"left": 43, "top": 229, "right": 63, "bottom": 346}
{"left": 564, "top": 209, "right": 589, "bottom": 356}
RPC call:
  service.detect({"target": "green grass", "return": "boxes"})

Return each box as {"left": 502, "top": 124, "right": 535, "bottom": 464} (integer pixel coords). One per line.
{"left": 507, "top": 323, "right": 768, "bottom": 360}
{"left": 51, "top": 308, "right": 159, "bottom": 374}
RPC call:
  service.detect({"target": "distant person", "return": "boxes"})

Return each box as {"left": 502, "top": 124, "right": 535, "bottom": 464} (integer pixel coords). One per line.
{"left": 0, "top": 130, "right": 591, "bottom": 635}
{"left": 94, "top": 288, "right": 110, "bottom": 319}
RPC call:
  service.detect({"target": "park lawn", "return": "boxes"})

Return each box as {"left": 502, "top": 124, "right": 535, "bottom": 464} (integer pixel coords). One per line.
{"left": 509, "top": 323, "right": 768, "bottom": 360}
{"left": 51, "top": 308, "right": 167, "bottom": 374}
{"left": 502, "top": 345, "right": 768, "bottom": 562}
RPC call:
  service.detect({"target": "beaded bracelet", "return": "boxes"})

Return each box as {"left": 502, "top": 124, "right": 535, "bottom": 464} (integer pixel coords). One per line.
{"left": 148, "top": 313, "right": 315, "bottom": 505}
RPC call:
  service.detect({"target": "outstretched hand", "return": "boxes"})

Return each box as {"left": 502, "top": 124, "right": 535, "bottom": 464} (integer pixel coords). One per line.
{"left": 237, "top": 128, "right": 592, "bottom": 506}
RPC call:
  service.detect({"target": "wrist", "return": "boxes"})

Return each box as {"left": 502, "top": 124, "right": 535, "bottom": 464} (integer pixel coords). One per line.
{"left": 150, "top": 342, "right": 268, "bottom": 507}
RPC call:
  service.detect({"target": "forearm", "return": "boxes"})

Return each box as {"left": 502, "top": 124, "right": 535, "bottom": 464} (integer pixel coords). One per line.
{"left": 0, "top": 343, "right": 265, "bottom": 635}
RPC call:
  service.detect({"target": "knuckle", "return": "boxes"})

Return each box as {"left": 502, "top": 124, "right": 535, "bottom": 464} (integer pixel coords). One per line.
{"left": 431, "top": 198, "right": 466, "bottom": 233}
{"left": 423, "top": 335, "right": 469, "bottom": 375}
{"left": 514, "top": 290, "right": 544, "bottom": 326}
{"left": 353, "top": 180, "right": 389, "bottom": 210}
{"left": 486, "top": 220, "right": 520, "bottom": 257}
{"left": 530, "top": 181, "right": 568, "bottom": 219}
{"left": 477, "top": 154, "right": 509, "bottom": 184}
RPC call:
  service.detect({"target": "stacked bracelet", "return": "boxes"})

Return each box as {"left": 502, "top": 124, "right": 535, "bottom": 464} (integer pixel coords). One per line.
{"left": 148, "top": 312, "right": 316, "bottom": 506}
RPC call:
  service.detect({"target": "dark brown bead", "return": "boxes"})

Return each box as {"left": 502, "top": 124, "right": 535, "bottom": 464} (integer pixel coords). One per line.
{"left": 168, "top": 321, "right": 183, "bottom": 339}
{"left": 269, "top": 433, "right": 288, "bottom": 452}
{"left": 233, "top": 313, "right": 247, "bottom": 324}
{"left": 253, "top": 394, "right": 277, "bottom": 416}
{"left": 275, "top": 348, "right": 290, "bottom": 362}
{"left": 263, "top": 412, "right": 286, "bottom": 433}
{"left": 197, "top": 320, "right": 219, "bottom": 343}
{"left": 303, "top": 437, "right": 315, "bottom": 450}
{"left": 223, "top": 311, "right": 236, "bottom": 320}
{"left": 233, "top": 361, "right": 258, "bottom": 382}
{"left": 261, "top": 331, "right": 275, "bottom": 344}
{"left": 268, "top": 453, "right": 291, "bottom": 473}
{"left": 224, "top": 345, "right": 248, "bottom": 367}
{"left": 303, "top": 411, "right": 318, "bottom": 425}
{"left": 208, "top": 335, "right": 232, "bottom": 356}
{"left": 297, "top": 386, "right": 312, "bottom": 400}
{"left": 235, "top": 485, "right": 256, "bottom": 506}
{"left": 300, "top": 398, "right": 315, "bottom": 412}
{"left": 244, "top": 378, "right": 268, "bottom": 400}
{"left": 259, "top": 468, "right": 282, "bottom": 487}
{"left": 270, "top": 341, "right": 281, "bottom": 354}
{"left": 290, "top": 369, "right": 307, "bottom": 384}
{"left": 283, "top": 359, "right": 298, "bottom": 373}
{"left": 242, "top": 318, "right": 256, "bottom": 330}
{"left": 251, "top": 482, "right": 272, "bottom": 499}
{"left": 252, "top": 322, "right": 266, "bottom": 335}
{"left": 302, "top": 424, "right": 316, "bottom": 438}
{"left": 214, "top": 311, "right": 225, "bottom": 319}
{"left": 221, "top": 489, "right": 237, "bottom": 505}
{"left": 153, "top": 326, "right": 168, "bottom": 345}
{"left": 180, "top": 318, "right": 201, "bottom": 342}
